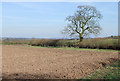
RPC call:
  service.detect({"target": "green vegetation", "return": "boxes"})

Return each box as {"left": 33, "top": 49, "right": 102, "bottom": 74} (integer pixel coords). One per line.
{"left": 2, "top": 39, "right": 31, "bottom": 45}
{"left": 2, "top": 37, "right": 120, "bottom": 50}
{"left": 81, "top": 60, "right": 120, "bottom": 79}
{"left": 0, "top": 41, "right": 2, "bottom": 44}
{"left": 28, "top": 45, "right": 118, "bottom": 52}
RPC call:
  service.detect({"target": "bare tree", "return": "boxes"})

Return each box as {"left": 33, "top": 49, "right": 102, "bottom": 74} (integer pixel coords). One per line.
{"left": 62, "top": 5, "right": 102, "bottom": 42}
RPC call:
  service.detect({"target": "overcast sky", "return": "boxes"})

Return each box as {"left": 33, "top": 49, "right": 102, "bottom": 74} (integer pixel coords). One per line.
{"left": 2, "top": 2, "right": 118, "bottom": 38}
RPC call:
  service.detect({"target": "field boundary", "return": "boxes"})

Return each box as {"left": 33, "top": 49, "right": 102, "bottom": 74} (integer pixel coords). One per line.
{"left": 26, "top": 45, "right": 119, "bottom": 52}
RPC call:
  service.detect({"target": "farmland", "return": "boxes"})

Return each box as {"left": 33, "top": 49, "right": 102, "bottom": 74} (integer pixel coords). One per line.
{"left": 2, "top": 45, "right": 119, "bottom": 79}
{"left": 1, "top": 2, "right": 119, "bottom": 80}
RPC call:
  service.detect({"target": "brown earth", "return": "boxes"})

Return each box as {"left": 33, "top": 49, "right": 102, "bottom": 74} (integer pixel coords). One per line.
{"left": 2, "top": 45, "right": 119, "bottom": 79}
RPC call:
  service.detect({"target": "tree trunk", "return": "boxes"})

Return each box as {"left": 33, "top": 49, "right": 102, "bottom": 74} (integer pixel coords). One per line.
{"left": 79, "top": 35, "right": 83, "bottom": 42}
{"left": 80, "top": 37, "right": 83, "bottom": 42}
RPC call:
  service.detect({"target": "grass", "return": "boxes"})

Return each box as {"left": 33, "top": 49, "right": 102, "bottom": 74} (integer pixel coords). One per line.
{"left": 27, "top": 45, "right": 119, "bottom": 52}
{"left": 80, "top": 60, "right": 120, "bottom": 79}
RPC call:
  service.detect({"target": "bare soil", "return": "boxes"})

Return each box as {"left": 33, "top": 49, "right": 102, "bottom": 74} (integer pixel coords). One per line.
{"left": 2, "top": 45, "right": 118, "bottom": 79}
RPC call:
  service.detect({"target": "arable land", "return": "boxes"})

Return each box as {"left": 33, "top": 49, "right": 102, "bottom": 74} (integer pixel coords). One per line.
{"left": 2, "top": 45, "right": 119, "bottom": 79}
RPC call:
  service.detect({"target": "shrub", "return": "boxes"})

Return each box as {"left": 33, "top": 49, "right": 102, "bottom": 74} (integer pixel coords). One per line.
{"left": 2, "top": 38, "right": 120, "bottom": 50}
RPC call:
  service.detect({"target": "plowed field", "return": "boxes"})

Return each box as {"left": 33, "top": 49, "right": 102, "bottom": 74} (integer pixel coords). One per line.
{"left": 2, "top": 45, "right": 118, "bottom": 79}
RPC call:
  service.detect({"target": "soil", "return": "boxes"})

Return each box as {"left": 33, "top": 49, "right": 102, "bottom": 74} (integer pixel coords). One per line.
{"left": 2, "top": 45, "right": 119, "bottom": 79}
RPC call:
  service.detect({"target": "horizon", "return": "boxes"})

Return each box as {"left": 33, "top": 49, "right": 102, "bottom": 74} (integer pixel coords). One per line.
{"left": 2, "top": 35, "right": 119, "bottom": 39}
{"left": 2, "top": 2, "right": 118, "bottom": 39}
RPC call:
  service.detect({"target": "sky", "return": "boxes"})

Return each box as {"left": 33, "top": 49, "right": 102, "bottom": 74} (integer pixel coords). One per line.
{"left": 2, "top": 2, "right": 118, "bottom": 38}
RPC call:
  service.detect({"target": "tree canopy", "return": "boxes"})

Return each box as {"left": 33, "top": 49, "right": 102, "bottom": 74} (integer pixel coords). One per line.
{"left": 62, "top": 5, "right": 102, "bottom": 41}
